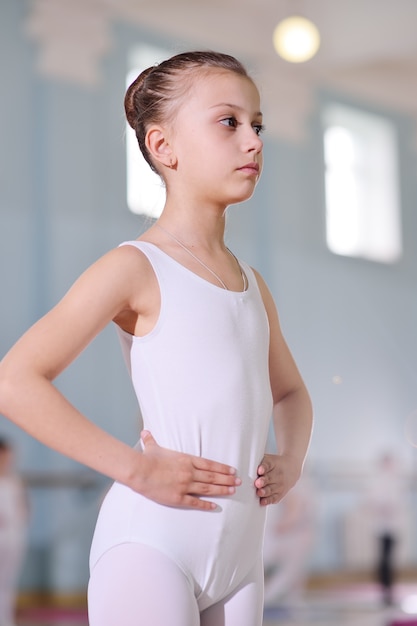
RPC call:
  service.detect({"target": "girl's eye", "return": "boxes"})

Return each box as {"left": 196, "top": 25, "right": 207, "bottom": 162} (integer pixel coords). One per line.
{"left": 219, "top": 118, "right": 265, "bottom": 136}
{"left": 253, "top": 124, "right": 265, "bottom": 136}
{"left": 220, "top": 117, "right": 238, "bottom": 129}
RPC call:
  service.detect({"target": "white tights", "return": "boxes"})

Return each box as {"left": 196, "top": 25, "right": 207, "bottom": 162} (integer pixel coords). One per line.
{"left": 88, "top": 543, "right": 264, "bottom": 626}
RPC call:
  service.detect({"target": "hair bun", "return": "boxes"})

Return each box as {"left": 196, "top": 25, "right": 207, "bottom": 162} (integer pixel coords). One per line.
{"left": 124, "top": 66, "right": 156, "bottom": 130}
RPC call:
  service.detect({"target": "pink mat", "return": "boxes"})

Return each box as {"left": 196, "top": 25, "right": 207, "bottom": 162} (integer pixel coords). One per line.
{"left": 18, "top": 607, "right": 88, "bottom": 623}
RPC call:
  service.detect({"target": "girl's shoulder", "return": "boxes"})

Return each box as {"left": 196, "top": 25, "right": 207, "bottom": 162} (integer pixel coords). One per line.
{"left": 99, "top": 240, "right": 156, "bottom": 275}
{"left": 61, "top": 241, "right": 158, "bottom": 315}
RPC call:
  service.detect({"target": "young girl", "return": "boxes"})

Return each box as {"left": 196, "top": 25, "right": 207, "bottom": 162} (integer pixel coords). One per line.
{"left": 0, "top": 51, "right": 313, "bottom": 625}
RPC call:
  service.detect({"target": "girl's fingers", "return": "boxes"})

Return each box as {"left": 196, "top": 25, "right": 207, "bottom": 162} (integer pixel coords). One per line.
{"left": 193, "top": 456, "right": 238, "bottom": 477}
{"left": 140, "top": 432, "right": 241, "bottom": 505}
{"left": 181, "top": 495, "right": 218, "bottom": 511}
{"left": 193, "top": 467, "right": 241, "bottom": 487}
{"left": 189, "top": 481, "right": 238, "bottom": 496}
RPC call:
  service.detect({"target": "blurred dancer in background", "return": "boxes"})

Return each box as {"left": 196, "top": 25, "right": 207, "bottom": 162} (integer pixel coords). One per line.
{"left": 0, "top": 438, "right": 29, "bottom": 626}
{"left": 365, "top": 452, "right": 409, "bottom": 606}
{"left": 263, "top": 470, "right": 317, "bottom": 609}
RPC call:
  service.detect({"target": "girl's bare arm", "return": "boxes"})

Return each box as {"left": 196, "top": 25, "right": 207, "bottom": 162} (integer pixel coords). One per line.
{"left": 253, "top": 270, "right": 313, "bottom": 505}
{"left": 0, "top": 246, "right": 240, "bottom": 510}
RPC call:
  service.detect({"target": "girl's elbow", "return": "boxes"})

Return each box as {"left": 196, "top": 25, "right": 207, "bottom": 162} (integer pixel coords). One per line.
{"left": 0, "top": 363, "right": 32, "bottom": 416}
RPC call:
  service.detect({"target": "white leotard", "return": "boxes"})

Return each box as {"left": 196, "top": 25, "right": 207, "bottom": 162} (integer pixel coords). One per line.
{"left": 89, "top": 241, "right": 273, "bottom": 611}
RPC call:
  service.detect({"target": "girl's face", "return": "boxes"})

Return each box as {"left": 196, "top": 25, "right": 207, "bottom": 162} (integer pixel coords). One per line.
{"left": 169, "top": 69, "right": 264, "bottom": 207}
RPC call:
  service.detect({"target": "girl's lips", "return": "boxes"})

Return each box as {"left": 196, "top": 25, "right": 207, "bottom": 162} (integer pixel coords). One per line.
{"left": 238, "top": 163, "right": 260, "bottom": 174}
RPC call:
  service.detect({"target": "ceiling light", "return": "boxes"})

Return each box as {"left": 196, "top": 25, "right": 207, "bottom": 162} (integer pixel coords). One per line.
{"left": 273, "top": 15, "right": 320, "bottom": 63}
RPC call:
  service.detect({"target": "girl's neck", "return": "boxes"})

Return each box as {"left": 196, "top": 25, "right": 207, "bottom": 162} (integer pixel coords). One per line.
{"left": 157, "top": 204, "right": 227, "bottom": 251}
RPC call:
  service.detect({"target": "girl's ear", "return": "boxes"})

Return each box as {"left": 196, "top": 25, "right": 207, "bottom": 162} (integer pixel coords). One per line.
{"left": 145, "top": 126, "right": 177, "bottom": 169}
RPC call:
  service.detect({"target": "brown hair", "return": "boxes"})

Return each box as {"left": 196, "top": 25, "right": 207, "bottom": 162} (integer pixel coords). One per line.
{"left": 124, "top": 50, "right": 252, "bottom": 173}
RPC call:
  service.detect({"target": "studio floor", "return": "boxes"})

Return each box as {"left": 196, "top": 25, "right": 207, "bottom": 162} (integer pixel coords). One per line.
{"left": 15, "top": 580, "right": 417, "bottom": 626}
{"left": 263, "top": 581, "right": 417, "bottom": 626}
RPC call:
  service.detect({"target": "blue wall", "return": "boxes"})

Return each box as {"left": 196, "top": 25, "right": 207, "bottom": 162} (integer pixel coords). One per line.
{"left": 1, "top": 0, "right": 417, "bottom": 591}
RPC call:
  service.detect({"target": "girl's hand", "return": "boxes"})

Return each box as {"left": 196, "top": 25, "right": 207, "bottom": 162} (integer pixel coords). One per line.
{"left": 255, "top": 453, "right": 301, "bottom": 506}
{"left": 137, "top": 430, "right": 241, "bottom": 510}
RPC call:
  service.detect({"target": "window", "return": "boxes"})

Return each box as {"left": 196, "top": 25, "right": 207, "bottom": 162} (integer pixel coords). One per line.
{"left": 126, "top": 45, "right": 170, "bottom": 218}
{"left": 322, "top": 103, "right": 402, "bottom": 263}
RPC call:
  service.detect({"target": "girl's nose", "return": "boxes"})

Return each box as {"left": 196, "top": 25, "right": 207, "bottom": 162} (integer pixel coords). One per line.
{"left": 245, "top": 127, "right": 263, "bottom": 153}
{"left": 253, "top": 133, "right": 263, "bottom": 153}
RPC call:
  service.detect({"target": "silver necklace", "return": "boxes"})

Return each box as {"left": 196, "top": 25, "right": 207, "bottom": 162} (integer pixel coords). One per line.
{"left": 156, "top": 223, "right": 247, "bottom": 291}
